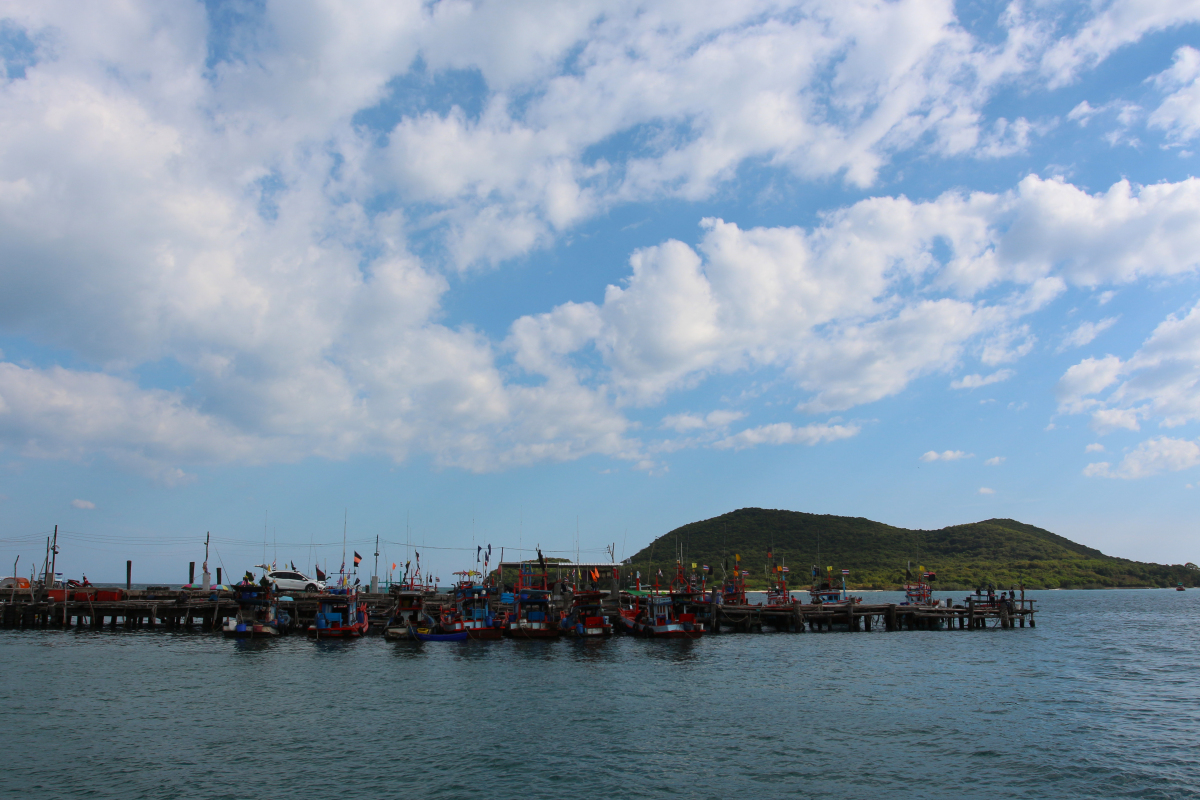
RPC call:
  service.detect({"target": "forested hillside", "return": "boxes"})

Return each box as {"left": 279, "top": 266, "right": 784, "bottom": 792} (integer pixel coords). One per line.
{"left": 625, "top": 508, "right": 1198, "bottom": 589}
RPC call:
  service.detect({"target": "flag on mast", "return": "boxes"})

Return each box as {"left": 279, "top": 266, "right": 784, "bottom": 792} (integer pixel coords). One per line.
{"left": 353, "top": 552, "right": 362, "bottom": 567}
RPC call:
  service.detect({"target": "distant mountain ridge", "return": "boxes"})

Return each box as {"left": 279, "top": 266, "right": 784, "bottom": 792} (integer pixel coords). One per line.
{"left": 625, "top": 508, "right": 1197, "bottom": 589}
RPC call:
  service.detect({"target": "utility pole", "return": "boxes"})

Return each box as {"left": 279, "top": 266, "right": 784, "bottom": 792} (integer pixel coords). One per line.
{"left": 48, "top": 525, "right": 59, "bottom": 589}
{"left": 201, "top": 532, "right": 211, "bottom": 589}
{"left": 372, "top": 534, "right": 379, "bottom": 594}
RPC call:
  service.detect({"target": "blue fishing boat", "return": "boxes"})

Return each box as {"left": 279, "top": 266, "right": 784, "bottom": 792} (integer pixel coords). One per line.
{"left": 306, "top": 589, "right": 368, "bottom": 638}
{"left": 408, "top": 625, "right": 468, "bottom": 642}
{"left": 223, "top": 577, "right": 288, "bottom": 638}
{"left": 808, "top": 566, "right": 862, "bottom": 607}
{"left": 505, "top": 560, "right": 561, "bottom": 639}
{"left": 454, "top": 580, "right": 505, "bottom": 640}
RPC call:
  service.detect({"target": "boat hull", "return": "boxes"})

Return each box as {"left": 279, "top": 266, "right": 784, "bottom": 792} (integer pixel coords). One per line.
{"left": 640, "top": 628, "right": 703, "bottom": 639}
{"left": 306, "top": 625, "right": 365, "bottom": 638}
{"left": 411, "top": 628, "right": 468, "bottom": 642}
{"left": 504, "top": 624, "right": 561, "bottom": 639}
{"left": 465, "top": 627, "right": 504, "bottom": 640}
{"left": 222, "top": 625, "right": 281, "bottom": 639}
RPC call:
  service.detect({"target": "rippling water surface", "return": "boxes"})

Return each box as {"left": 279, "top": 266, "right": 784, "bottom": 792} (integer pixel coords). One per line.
{"left": 2, "top": 589, "right": 1198, "bottom": 799}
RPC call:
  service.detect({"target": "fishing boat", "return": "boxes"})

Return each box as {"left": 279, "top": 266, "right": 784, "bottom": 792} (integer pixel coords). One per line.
{"left": 407, "top": 602, "right": 469, "bottom": 642}
{"left": 808, "top": 566, "right": 862, "bottom": 607}
{"left": 615, "top": 590, "right": 647, "bottom": 634}
{"left": 720, "top": 555, "right": 748, "bottom": 606}
{"left": 408, "top": 625, "right": 468, "bottom": 642}
{"left": 635, "top": 593, "right": 704, "bottom": 639}
{"left": 504, "top": 561, "right": 561, "bottom": 639}
{"left": 763, "top": 549, "right": 792, "bottom": 606}
{"left": 561, "top": 589, "right": 613, "bottom": 637}
{"left": 383, "top": 589, "right": 427, "bottom": 640}
{"left": 307, "top": 590, "right": 368, "bottom": 638}
{"left": 1177, "top": 582, "right": 1186, "bottom": 592}
{"left": 455, "top": 581, "right": 505, "bottom": 640}
{"left": 223, "top": 580, "right": 288, "bottom": 638}
{"left": 902, "top": 563, "right": 936, "bottom": 606}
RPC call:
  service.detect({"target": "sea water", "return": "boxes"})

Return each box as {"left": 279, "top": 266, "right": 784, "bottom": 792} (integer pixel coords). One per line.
{"left": 1, "top": 589, "right": 1197, "bottom": 799}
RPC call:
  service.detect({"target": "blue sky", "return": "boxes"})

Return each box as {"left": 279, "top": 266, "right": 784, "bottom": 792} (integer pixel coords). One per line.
{"left": 1, "top": 1, "right": 1199, "bottom": 583}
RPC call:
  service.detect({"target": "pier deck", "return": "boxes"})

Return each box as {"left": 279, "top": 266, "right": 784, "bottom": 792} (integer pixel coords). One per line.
{"left": 1, "top": 588, "right": 1035, "bottom": 634}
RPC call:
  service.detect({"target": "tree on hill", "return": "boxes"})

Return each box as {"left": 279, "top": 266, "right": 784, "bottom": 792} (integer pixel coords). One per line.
{"left": 624, "top": 508, "right": 1196, "bottom": 590}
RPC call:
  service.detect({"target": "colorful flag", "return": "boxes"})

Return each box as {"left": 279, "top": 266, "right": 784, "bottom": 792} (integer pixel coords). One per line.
{"left": 353, "top": 552, "right": 362, "bottom": 566}
{"left": 391, "top": 562, "right": 396, "bottom": 570}
{"left": 781, "top": 566, "right": 790, "bottom": 573}
{"left": 740, "top": 570, "right": 749, "bottom": 576}
{"left": 841, "top": 569, "right": 850, "bottom": 575}
{"left": 702, "top": 564, "right": 710, "bottom": 571}
{"left": 315, "top": 566, "right": 326, "bottom": 581}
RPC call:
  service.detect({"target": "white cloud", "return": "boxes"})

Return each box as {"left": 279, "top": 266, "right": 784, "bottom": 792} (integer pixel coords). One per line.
{"left": 1090, "top": 407, "right": 1140, "bottom": 434}
{"left": 1039, "top": 1, "right": 1200, "bottom": 87}
{"left": 0, "top": 4, "right": 1198, "bottom": 480}
{"left": 661, "top": 410, "right": 745, "bottom": 433}
{"left": 714, "top": 421, "right": 860, "bottom": 451}
{"left": 1058, "top": 300, "right": 1200, "bottom": 434}
{"left": 1056, "top": 355, "right": 1124, "bottom": 414}
{"left": 951, "top": 369, "right": 1014, "bottom": 389}
{"left": 1085, "top": 443, "right": 1106, "bottom": 453}
{"left": 1084, "top": 436, "right": 1200, "bottom": 479}
{"left": 1149, "top": 47, "right": 1200, "bottom": 144}
{"left": 1059, "top": 317, "right": 1119, "bottom": 351}
{"left": 920, "top": 450, "right": 972, "bottom": 462}
{"left": 984, "top": 456, "right": 1005, "bottom": 465}
{"left": 978, "top": 486, "right": 995, "bottom": 495}
{"left": 70, "top": 499, "right": 95, "bottom": 509}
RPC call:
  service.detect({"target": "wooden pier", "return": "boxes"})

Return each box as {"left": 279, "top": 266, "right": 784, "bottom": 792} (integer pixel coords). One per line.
{"left": 706, "top": 597, "right": 1035, "bottom": 632}
{"left": 0, "top": 587, "right": 1035, "bottom": 635}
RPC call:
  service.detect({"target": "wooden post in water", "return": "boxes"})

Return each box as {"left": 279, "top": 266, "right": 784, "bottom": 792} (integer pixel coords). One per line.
{"left": 126, "top": 561, "right": 132, "bottom": 591}
{"left": 216, "top": 568, "right": 222, "bottom": 586}
{"left": 189, "top": 562, "right": 195, "bottom": 586}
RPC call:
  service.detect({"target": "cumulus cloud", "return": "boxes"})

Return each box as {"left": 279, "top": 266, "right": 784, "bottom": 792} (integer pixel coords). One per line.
{"left": 714, "top": 421, "right": 860, "bottom": 451}
{"left": 1059, "top": 317, "right": 1119, "bottom": 351}
{"left": 1084, "top": 436, "right": 1200, "bottom": 479}
{"left": 951, "top": 369, "right": 1014, "bottom": 389}
{"left": 978, "top": 487, "right": 995, "bottom": 495}
{"left": 1149, "top": 46, "right": 1200, "bottom": 144}
{"left": 0, "top": 3, "right": 1199, "bottom": 480}
{"left": 70, "top": 499, "right": 95, "bottom": 509}
{"left": 1039, "top": 1, "right": 1200, "bottom": 87}
{"left": 984, "top": 456, "right": 1005, "bottom": 465}
{"left": 1057, "top": 300, "right": 1200, "bottom": 436}
{"left": 920, "top": 450, "right": 973, "bottom": 462}
{"left": 661, "top": 410, "right": 745, "bottom": 433}
{"left": 1085, "top": 443, "right": 1106, "bottom": 453}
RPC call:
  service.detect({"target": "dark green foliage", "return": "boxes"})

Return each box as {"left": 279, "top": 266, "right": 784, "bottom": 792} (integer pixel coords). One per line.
{"left": 626, "top": 508, "right": 1198, "bottom": 590}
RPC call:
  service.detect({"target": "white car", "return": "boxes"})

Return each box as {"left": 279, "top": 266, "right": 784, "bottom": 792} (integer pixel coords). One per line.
{"left": 265, "top": 570, "right": 325, "bottom": 593}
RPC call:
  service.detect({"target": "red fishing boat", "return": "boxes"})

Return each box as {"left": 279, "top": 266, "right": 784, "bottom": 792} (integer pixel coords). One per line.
{"left": 307, "top": 590, "right": 369, "bottom": 638}
{"left": 505, "top": 560, "right": 561, "bottom": 639}
{"left": 561, "top": 590, "right": 613, "bottom": 637}
{"left": 455, "top": 579, "right": 505, "bottom": 640}
{"left": 764, "top": 549, "right": 793, "bottom": 606}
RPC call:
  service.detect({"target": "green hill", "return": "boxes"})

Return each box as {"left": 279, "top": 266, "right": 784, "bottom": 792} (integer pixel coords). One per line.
{"left": 625, "top": 508, "right": 1198, "bottom": 590}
